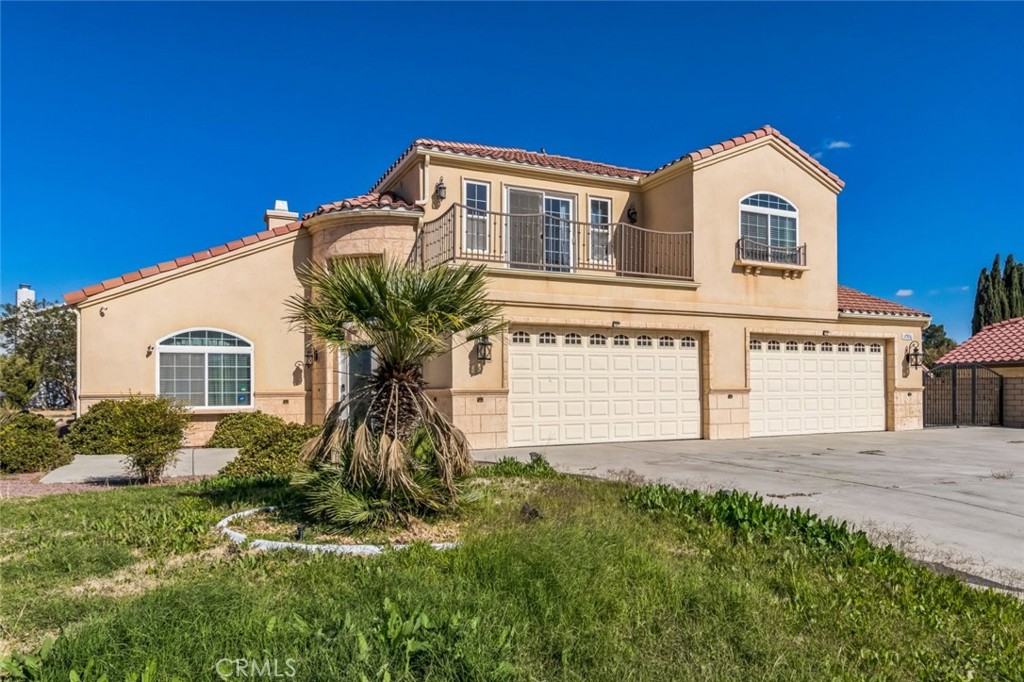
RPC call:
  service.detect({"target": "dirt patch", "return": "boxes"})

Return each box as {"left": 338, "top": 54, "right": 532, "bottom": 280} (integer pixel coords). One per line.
{"left": 230, "top": 510, "right": 463, "bottom": 546}
{"left": 0, "top": 473, "right": 212, "bottom": 499}
{"left": 68, "top": 547, "right": 232, "bottom": 598}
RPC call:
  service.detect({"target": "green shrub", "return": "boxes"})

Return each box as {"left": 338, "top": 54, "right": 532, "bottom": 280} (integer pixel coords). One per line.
{"left": 205, "top": 410, "right": 287, "bottom": 449}
{"left": 0, "top": 356, "right": 40, "bottom": 410}
{"left": 64, "top": 400, "right": 131, "bottom": 455}
{"left": 64, "top": 398, "right": 190, "bottom": 481}
{"left": 119, "top": 398, "right": 191, "bottom": 482}
{"left": 0, "top": 411, "right": 72, "bottom": 473}
{"left": 219, "top": 422, "right": 320, "bottom": 478}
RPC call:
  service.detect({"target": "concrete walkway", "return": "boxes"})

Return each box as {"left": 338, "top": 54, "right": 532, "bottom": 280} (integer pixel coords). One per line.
{"left": 480, "top": 428, "right": 1024, "bottom": 588}
{"left": 41, "top": 448, "right": 238, "bottom": 484}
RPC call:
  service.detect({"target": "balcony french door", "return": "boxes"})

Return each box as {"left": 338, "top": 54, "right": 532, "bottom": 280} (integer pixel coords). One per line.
{"left": 507, "top": 189, "right": 573, "bottom": 272}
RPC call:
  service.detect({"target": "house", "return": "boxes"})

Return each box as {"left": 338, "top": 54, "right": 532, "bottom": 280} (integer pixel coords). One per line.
{"left": 64, "top": 125, "right": 930, "bottom": 448}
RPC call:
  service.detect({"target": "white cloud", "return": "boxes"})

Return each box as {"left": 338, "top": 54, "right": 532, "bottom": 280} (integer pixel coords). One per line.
{"left": 895, "top": 289, "right": 914, "bottom": 297}
{"left": 811, "top": 152, "right": 824, "bottom": 159}
{"left": 960, "top": 285, "right": 970, "bottom": 292}
{"left": 826, "top": 140, "right": 852, "bottom": 150}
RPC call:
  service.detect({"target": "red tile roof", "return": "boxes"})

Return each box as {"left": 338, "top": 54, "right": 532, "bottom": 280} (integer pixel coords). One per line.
{"left": 837, "top": 285, "right": 929, "bottom": 318}
{"left": 372, "top": 139, "right": 648, "bottom": 191}
{"left": 935, "top": 317, "right": 1024, "bottom": 365}
{"left": 303, "top": 191, "right": 422, "bottom": 220}
{"left": 649, "top": 125, "right": 845, "bottom": 188}
{"left": 63, "top": 219, "right": 305, "bottom": 305}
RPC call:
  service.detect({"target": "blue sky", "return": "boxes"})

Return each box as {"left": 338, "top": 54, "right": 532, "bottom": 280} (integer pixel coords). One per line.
{"left": 2, "top": 2, "right": 1021, "bottom": 341}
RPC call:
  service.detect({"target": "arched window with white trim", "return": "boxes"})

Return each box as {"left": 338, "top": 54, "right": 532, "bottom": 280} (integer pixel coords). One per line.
{"left": 157, "top": 329, "right": 253, "bottom": 408}
{"left": 739, "top": 193, "right": 798, "bottom": 263}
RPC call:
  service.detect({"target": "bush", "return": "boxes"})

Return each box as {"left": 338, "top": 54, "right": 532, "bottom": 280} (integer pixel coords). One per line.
{"left": 219, "top": 422, "right": 320, "bottom": 478}
{"left": 0, "top": 356, "right": 40, "bottom": 410}
{"left": 65, "top": 400, "right": 132, "bottom": 455}
{"left": 205, "top": 411, "right": 287, "bottom": 449}
{"left": 64, "top": 398, "right": 190, "bottom": 481}
{"left": 0, "top": 411, "right": 72, "bottom": 473}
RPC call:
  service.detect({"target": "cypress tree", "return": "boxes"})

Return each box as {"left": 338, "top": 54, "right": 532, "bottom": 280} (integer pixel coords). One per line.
{"left": 972, "top": 268, "right": 990, "bottom": 335}
{"left": 1007, "top": 255, "right": 1024, "bottom": 318}
{"left": 989, "top": 254, "right": 1010, "bottom": 325}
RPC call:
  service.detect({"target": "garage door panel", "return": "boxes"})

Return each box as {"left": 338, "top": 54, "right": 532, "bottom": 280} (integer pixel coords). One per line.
{"left": 750, "top": 336, "right": 884, "bottom": 437}
{"left": 508, "top": 330, "right": 701, "bottom": 447}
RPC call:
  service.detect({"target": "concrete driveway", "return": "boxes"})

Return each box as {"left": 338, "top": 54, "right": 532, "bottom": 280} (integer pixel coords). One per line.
{"left": 480, "top": 428, "right": 1024, "bottom": 590}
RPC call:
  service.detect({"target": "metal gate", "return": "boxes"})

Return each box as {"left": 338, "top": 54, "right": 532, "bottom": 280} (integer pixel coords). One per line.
{"left": 924, "top": 364, "right": 1003, "bottom": 426}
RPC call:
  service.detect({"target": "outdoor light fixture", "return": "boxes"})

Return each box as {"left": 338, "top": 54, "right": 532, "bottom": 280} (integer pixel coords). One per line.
{"left": 435, "top": 177, "right": 447, "bottom": 201}
{"left": 304, "top": 345, "right": 318, "bottom": 367}
{"left": 905, "top": 341, "right": 924, "bottom": 369}
{"left": 476, "top": 335, "right": 493, "bottom": 362}
{"left": 626, "top": 204, "right": 638, "bottom": 224}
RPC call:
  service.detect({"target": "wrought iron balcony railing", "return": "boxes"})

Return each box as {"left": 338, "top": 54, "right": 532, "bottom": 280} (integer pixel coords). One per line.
{"left": 412, "top": 204, "right": 693, "bottom": 281}
{"left": 735, "top": 237, "right": 807, "bottom": 267}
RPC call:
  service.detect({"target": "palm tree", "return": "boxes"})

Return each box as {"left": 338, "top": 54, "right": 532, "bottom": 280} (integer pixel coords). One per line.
{"left": 286, "top": 259, "right": 504, "bottom": 528}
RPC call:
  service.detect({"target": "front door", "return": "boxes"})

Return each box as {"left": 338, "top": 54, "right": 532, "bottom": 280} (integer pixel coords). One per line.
{"left": 339, "top": 346, "right": 374, "bottom": 421}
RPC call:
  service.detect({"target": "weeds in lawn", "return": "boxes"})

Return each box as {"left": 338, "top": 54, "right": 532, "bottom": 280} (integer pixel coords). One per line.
{"left": 482, "top": 453, "right": 557, "bottom": 478}
{"left": 991, "top": 469, "right": 1015, "bottom": 480}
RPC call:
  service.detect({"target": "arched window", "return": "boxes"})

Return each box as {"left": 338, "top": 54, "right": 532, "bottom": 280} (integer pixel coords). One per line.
{"left": 636, "top": 335, "right": 653, "bottom": 347}
{"left": 821, "top": 342, "right": 833, "bottom": 352}
{"left": 739, "top": 193, "right": 798, "bottom": 259}
{"left": 803, "top": 342, "right": 817, "bottom": 352}
{"left": 613, "top": 334, "right": 630, "bottom": 347}
{"left": 589, "top": 334, "right": 607, "bottom": 346}
{"left": 767, "top": 340, "right": 781, "bottom": 351}
{"left": 837, "top": 342, "right": 850, "bottom": 353}
{"left": 658, "top": 336, "right": 674, "bottom": 348}
{"left": 870, "top": 343, "right": 882, "bottom": 353}
{"left": 680, "top": 336, "right": 696, "bottom": 348}
{"left": 511, "top": 331, "right": 530, "bottom": 344}
{"left": 786, "top": 341, "right": 799, "bottom": 352}
{"left": 538, "top": 332, "right": 557, "bottom": 345}
{"left": 157, "top": 329, "right": 252, "bottom": 408}
{"left": 854, "top": 343, "right": 866, "bottom": 353}
{"left": 564, "top": 333, "right": 582, "bottom": 346}
{"left": 749, "top": 339, "right": 762, "bottom": 351}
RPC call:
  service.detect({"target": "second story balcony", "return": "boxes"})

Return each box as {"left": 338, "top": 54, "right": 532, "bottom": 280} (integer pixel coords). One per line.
{"left": 414, "top": 204, "right": 694, "bottom": 281}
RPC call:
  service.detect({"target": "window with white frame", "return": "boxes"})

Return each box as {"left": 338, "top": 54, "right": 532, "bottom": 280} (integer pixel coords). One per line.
{"left": 739, "top": 193, "right": 798, "bottom": 255}
{"left": 589, "top": 198, "right": 611, "bottom": 262}
{"left": 157, "top": 330, "right": 252, "bottom": 408}
{"left": 464, "top": 181, "right": 490, "bottom": 252}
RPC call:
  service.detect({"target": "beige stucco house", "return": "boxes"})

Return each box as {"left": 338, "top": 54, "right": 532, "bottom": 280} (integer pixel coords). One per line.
{"left": 65, "top": 125, "right": 930, "bottom": 448}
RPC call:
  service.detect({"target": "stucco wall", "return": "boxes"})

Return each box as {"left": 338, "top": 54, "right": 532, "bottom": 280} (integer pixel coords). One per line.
{"left": 77, "top": 231, "right": 312, "bottom": 444}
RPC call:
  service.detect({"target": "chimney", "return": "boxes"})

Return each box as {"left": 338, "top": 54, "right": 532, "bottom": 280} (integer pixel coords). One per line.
{"left": 264, "top": 200, "right": 298, "bottom": 231}
{"left": 16, "top": 284, "right": 35, "bottom": 306}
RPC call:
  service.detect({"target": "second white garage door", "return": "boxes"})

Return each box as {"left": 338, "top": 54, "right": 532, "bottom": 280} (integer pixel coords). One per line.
{"left": 508, "top": 330, "right": 701, "bottom": 447}
{"left": 749, "top": 337, "right": 885, "bottom": 437}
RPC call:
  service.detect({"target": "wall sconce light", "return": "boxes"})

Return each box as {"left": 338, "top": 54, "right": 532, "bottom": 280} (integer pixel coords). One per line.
{"left": 476, "top": 335, "right": 493, "bottom": 363}
{"left": 905, "top": 340, "right": 924, "bottom": 369}
{"left": 304, "top": 345, "right": 318, "bottom": 367}
{"left": 822, "top": 330, "right": 830, "bottom": 336}
{"left": 611, "top": 320, "right": 621, "bottom": 327}
{"left": 146, "top": 344, "right": 154, "bottom": 356}
{"left": 435, "top": 177, "right": 447, "bottom": 201}
{"left": 626, "top": 204, "right": 638, "bottom": 224}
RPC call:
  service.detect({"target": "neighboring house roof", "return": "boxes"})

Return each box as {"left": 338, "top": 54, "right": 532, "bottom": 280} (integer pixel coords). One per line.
{"left": 935, "top": 317, "right": 1024, "bottom": 365}
{"left": 837, "top": 285, "right": 928, "bottom": 318}
{"left": 647, "top": 125, "right": 845, "bottom": 188}
{"left": 303, "top": 191, "right": 422, "bottom": 220}
{"left": 372, "top": 125, "right": 843, "bottom": 192}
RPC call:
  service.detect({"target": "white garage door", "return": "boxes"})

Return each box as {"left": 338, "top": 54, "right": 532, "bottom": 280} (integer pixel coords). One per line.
{"left": 507, "top": 330, "right": 701, "bottom": 447}
{"left": 749, "top": 337, "right": 885, "bottom": 437}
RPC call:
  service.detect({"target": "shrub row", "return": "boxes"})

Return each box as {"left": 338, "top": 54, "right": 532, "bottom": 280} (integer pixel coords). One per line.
{"left": 219, "top": 421, "right": 320, "bottom": 478}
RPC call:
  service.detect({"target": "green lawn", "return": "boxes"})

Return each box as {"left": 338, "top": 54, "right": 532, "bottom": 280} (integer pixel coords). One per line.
{"left": 1, "top": 465, "right": 1022, "bottom": 681}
